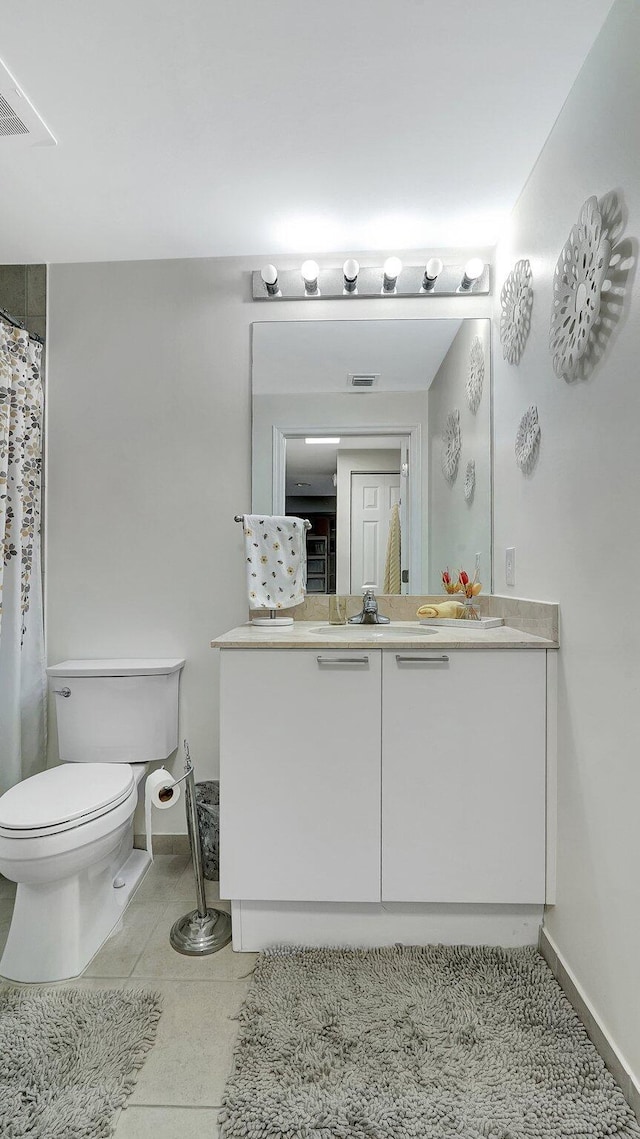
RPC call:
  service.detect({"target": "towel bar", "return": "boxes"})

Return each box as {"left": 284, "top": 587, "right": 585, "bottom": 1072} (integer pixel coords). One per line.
{"left": 234, "top": 514, "right": 312, "bottom": 530}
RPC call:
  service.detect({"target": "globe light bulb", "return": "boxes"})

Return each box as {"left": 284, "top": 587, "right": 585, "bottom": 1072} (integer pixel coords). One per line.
{"left": 460, "top": 258, "right": 485, "bottom": 291}
{"left": 260, "top": 264, "right": 279, "bottom": 296}
{"left": 464, "top": 258, "right": 484, "bottom": 281}
{"left": 382, "top": 257, "right": 402, "bottom": 293}
{"left": 383, "top": 257, "right": 402, "bottom": 279}
{"left": 301, "top": 260, "right": 320, "bottom": 294}
{"left": 343, "top": 259, "right": 359, "bottom": 293}
{"left": 423, "top": 258, "right": 443, "bottom": 291}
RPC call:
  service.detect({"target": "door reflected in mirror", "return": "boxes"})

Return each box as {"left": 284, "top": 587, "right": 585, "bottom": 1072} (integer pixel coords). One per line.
{"left": 252, "top": 319, "right": 491, "bottom": 595}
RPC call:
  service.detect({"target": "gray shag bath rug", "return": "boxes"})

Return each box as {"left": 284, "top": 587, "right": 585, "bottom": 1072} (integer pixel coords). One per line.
{"left": 220, "top": 945, "right": 640, "bottom": 1139}
{"left": 0, "top": 986, "right": 162, "bottom": 1138}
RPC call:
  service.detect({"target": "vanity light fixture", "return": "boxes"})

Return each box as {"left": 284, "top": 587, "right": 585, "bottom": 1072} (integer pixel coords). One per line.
{"left": 260, "top": 264, "right": 280, "bottom": 297}
{"left": 301, "top": 260, "right": 320, "bottom": 296}
{"left": 305, "top": 436, "right": 341, "bottom": 445}
{"left": 459, "top": 258, "right": 485, "bottom": 292}
{"left": 252, "top": 258, "right": 489, "bottom": 299}
{"left": 382, "top": 256, "right": 402, "bottom": 293}
{"left": 343, "top": 258, "right": 359, "bottom": 293}
{"left": 422, "top": 258, "right": 443, "bottom": 292}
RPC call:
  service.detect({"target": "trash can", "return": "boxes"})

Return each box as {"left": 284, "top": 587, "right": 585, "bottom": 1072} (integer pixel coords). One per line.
{"left": 191, "top": 780, "right": 220, "bottom": 881}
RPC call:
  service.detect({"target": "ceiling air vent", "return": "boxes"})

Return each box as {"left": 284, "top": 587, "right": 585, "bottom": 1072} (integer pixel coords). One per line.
{"left": 0, "top": 58, "right": 56, "bottom": 146}
{"left": 0, "top": 93, "right": 28, "bottom": 137}
{"left": 348, "top": 373, "right": 379, "bottom": 389}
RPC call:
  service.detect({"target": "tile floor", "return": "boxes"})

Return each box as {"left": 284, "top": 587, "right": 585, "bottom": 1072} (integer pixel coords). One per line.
{"left": 0, "top": 856, "right": 257, "bottom": 1138}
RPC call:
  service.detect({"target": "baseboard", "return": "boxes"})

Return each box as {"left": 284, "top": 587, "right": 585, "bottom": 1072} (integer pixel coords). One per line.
{"left": 134, "top": 833, "right": 190, "bottom": 856}
{"left": 539, "top": 926, "right": 640, "bottom": 1122}
{"left": 232, "top": 900, "right": 543, "bottom": 953}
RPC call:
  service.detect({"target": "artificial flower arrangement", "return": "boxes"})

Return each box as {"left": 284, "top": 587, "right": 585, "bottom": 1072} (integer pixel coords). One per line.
{"left": 442, "top": 568, "right": 482, "bottom": 619}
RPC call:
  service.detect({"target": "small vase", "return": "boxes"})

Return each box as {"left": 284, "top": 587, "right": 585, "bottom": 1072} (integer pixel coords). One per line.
{"left": 462, "top": 595, "right": 480, "bottom": 620}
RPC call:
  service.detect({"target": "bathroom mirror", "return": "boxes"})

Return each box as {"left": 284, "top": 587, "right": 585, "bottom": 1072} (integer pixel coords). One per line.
{"left": 251, "top": 318, "right": 491, "bottom": 594}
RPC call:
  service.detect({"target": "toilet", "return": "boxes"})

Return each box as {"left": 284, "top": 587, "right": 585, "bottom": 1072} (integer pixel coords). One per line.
{"left": 0, "top": 657, "right": 185, "bottom": 983}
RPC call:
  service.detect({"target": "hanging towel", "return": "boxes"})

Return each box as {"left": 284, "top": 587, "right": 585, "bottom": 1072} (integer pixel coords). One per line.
{"left": 383, "top": 503, "right": 402, "bottom": 594}
{"left": 243, "top": 515, "right": 307, "bottom": 611}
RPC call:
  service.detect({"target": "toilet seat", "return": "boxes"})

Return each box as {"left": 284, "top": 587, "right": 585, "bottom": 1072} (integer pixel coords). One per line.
{"left": 0, "top": 763, "right": 136, "bottom": 839}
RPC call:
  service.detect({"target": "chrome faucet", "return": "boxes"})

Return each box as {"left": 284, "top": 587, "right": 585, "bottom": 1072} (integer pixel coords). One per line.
{"left": 348, "top": 588, "right": 390, "bottom": 625}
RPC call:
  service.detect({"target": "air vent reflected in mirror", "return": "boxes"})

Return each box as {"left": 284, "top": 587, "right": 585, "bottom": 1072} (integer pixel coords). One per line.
{"left": 348, "top": 373, "right": 379, "bottom": 389}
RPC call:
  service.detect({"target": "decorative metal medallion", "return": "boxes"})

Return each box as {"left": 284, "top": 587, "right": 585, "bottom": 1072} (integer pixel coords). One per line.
{"left": 442, "top": 410, "right": 461, "bottom": 482}
{"left": 515, "top": 406, "right": 541, "bottom": 473}
{"left": 550, "top": 196, "right": 611, "bottom": 381}
{"left": 466, "top": 336, "right": 485, "bottom": 413}
{"left": 464, "top": 459, "right": 476, "bottom": 502}
{"left": 500, "top": 259, "right": 533, "bottom": 365}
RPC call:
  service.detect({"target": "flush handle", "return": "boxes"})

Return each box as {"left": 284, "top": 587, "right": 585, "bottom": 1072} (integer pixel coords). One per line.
{"left": 53, "top": 687, "right": 72, "bottom": 697}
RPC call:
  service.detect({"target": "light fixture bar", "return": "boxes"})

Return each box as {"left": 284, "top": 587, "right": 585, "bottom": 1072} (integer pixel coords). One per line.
{"left": 252, "top": 262, "right": 490, "bottom": 300}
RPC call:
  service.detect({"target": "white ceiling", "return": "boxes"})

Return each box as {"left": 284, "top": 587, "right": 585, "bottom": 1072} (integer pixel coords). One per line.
{"left": 0, "top": 0, "right": 614, "bottom": 264}
{"left": 253, "top": 319, "right": 462, "bottom": 394}
{"left": 286, "top": 438, "right": 402, "bottom": 498}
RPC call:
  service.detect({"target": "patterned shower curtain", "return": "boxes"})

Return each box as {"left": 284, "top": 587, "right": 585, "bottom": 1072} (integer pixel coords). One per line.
{"left": 0, "top": 323, "right": 46, "bottom": 792}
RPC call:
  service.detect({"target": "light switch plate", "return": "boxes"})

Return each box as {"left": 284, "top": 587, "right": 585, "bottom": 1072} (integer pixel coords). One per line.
{"left": 505, "top": 547, "right": 516, "bottom": 587}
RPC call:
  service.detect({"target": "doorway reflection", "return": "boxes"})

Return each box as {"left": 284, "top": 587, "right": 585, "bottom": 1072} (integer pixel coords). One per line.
{"left": 285, "top": 434, "right": 407, "bottom": 595}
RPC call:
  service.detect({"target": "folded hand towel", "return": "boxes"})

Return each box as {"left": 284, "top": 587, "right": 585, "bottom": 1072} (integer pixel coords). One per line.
{"left": 244, "top": 515, "right": 307, "bottom": 611}
{"left": 417, "top": 600, "right": 466, "bottom": 619}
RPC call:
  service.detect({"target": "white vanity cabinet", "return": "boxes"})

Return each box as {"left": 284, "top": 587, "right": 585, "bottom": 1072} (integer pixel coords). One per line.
{"left": 220, "top": 649, "right": 382, "bottom": 902}
{"left": 381, "top": 649, "right": 546, "bottom": 904}
{"left": 219, "top": 646, "right": 548, "bottom": 909}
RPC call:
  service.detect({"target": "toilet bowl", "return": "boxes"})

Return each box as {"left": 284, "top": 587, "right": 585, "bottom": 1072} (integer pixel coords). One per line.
{"left": 0, "top": 657, "right": 184, "bottom": 983}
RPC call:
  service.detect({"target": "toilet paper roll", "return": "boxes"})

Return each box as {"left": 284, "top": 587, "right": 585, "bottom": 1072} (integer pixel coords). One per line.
{"left": 144, "top": 767, "right": 181, "bottom": 860}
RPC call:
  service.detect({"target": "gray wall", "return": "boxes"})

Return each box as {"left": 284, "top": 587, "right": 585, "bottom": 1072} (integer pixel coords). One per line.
{"left": 0, "top": 265, "right": 46, "bottom": 340}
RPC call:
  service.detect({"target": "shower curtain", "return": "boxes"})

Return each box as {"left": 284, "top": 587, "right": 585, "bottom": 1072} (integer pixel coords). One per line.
{"left": 0, "top": 322, "right": 46, "bottom": 792}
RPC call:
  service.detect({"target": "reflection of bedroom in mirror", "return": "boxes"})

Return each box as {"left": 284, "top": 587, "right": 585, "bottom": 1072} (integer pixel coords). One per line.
{"left": 251, "top": 319, "right": 491, "bottom": 595}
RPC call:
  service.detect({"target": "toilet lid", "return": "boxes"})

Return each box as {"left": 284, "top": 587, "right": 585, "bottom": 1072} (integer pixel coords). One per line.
{"left": 0, "top": 764, "right": 135, "bottom": 833}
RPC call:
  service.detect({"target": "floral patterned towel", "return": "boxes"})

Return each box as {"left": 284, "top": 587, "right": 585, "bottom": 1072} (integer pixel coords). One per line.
{"left": 243, "top": 515, "right": 307, "bottom": 611}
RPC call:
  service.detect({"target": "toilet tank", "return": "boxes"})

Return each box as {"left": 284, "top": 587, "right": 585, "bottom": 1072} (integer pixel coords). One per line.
{"left": 47, "top": 658, "right": 185, "bottom": 762}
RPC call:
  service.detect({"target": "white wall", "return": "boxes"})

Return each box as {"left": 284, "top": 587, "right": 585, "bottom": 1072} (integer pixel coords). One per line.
{"left": 428, "top": 319, "right": 491, "bottom": 588}
{"left": 46, "top": 252, "right": 491, "bottom": 832}
{"left": 492, "top": 0, "right": 640, "bottom": 1082}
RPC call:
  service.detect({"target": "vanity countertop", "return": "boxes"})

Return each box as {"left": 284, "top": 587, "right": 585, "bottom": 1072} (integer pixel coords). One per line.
{"left": 211, "top": 620, "right": 559, "bottom": 650}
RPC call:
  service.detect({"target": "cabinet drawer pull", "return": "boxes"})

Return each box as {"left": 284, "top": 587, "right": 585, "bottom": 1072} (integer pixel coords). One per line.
{"left": 317, "top": 655, "right": 369, "bottom": 666}
{"left": 395, "top": 654, "right": 449, "bottom": 665}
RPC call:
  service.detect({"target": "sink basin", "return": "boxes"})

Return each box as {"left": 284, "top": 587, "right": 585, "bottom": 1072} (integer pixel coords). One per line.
{"left": 309, "top": 623, "right": 436, "bottom": 639}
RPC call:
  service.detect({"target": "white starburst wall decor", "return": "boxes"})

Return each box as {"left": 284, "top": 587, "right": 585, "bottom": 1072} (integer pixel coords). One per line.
{"left": 464, "top": 459, "right": 476, "bottom": 502}
{"left": 550, "top": 196, "right": 611, "bottom": 381}
{"left": 466, "top": 336, "right": 484, "bottom": 413}
{"left": 442, "top": 410, "right": 461, "bottom": 482}
{"left": 500, "top": 259, "right": 533, "bottom": 365}
{"left": 515, "top": 406, "right": 541, "bottom": 474}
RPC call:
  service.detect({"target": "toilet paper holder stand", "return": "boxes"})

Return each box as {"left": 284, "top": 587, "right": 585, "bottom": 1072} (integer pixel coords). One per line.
{"left": 168, "top": 741, "right": 232, "bottom": 956}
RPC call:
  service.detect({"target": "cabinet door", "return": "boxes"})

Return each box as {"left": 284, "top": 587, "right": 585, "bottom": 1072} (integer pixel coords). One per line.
{"left": 382, "top": 650, "right": 546, "bottom": 903}
{"left": 220, "top": 649, "right": 381, "bottom": 902}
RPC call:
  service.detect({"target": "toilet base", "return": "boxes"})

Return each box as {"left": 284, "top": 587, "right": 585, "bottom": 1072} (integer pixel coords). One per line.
{"left": 0, "top": 847, "right": 151, "bottom": 983}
